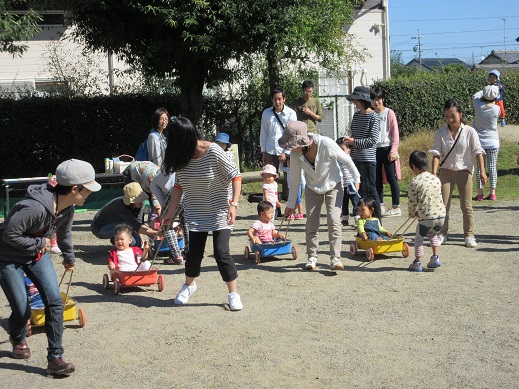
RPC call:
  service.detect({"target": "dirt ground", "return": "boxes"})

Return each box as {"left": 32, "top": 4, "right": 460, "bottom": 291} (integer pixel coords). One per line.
{"left": 1, "top": 128, "right": 518, "bottom": 389}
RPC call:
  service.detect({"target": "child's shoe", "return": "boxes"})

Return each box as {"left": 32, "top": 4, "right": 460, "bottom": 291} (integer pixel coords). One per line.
{"left": 501, "top": 119, "right": 506, "bottom": 127}
{"left": 50, "top": 238, "right": 62, "bottom": 255}
{"left": 341, "top": 215, "right": 349, "bottom": 226}
{"left": 474, "top": 194, "right": 483, "bottom": 202}
{"left": 427, "top": 255, "right": 441, "bottom": 268}
{"left": 408, "top": 260, "right": 423, "bottom": 272}
{"left": 485, "top": 194, "right": 496, "bottom": 200}
{"left": 437, "top": 233, "right": 447, "bottom": 245}
{"left": 294, "top": 213, "right": 304, "bottom": 220}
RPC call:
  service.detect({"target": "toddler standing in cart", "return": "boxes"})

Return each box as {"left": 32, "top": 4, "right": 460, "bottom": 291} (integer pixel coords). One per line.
{"left": 107, "top": 225, "right": 151, "bottom": 271}
{"left": 407, "top": 151, "right": 446, "bottom": 272}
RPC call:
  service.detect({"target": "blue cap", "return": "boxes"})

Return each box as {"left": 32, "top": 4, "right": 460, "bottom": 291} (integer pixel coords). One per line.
{"left": 215, "top": 132, "right": 231, "bottom": 146}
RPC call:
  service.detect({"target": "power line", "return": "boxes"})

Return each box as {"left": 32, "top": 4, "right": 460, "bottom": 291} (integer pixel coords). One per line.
{"left": 390, "top": 27, "right": 519, "bottom": 38}
{"left": 392, "top": 15, "right": 519, "bottom": 23}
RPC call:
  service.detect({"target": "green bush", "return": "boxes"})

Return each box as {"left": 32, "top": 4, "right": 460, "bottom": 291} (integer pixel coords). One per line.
{"left": 0, "top": 95, "right": 181, "bottom": 178}
{"left": 372, "top": 68, "right": 518, "bottom": 135}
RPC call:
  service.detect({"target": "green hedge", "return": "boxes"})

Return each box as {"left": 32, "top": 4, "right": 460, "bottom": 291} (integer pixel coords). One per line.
{"left": 372, "top": 68, "right": 518, "bottom": 136}
{"left": 1, "top": 69, "right": 517, "bottom": 179}
{"left": 0, "top": 95, "right": 181, "bottom": 178}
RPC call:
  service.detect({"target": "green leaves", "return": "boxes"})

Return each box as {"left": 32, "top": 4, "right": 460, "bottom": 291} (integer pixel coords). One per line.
{"left": 0, "top": 0, "right": 42, "bottom": 56}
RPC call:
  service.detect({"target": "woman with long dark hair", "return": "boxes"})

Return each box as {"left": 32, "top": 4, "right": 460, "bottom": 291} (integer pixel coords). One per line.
{"left": 162, "top": 117, "right": 243, "bottom": 310}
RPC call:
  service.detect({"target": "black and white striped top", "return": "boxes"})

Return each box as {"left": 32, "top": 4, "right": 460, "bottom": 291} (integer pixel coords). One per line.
{"left": 350, "top": 111, "right": 380, "bottom": 162}
{"left": 175, "top": 144, "right": 240, "bottom": 232}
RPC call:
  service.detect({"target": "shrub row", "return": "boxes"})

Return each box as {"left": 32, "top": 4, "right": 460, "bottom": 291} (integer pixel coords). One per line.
{"left": 372, "top": 68, "right": 519, "bottom": 136}
{"left": 1, "top": 69, "right": 517, "bottom": 179}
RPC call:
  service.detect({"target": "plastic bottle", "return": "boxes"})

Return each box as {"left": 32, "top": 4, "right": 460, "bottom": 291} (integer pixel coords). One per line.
{"left": 104, "top": 158, "right": 110, "bottom": 174}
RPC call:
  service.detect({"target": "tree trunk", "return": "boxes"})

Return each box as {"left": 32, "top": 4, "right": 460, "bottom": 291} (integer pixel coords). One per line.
{"left": 178, "top": 73, "right": 205, "bottom": 131}
{"left": 266, "top": 46, "right": 280, "bottom": 93}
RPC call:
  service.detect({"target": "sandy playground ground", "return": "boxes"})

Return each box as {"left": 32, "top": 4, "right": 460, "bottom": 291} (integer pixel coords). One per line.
{"left": 0, "top": 127, "right": 518, "bottom": 388}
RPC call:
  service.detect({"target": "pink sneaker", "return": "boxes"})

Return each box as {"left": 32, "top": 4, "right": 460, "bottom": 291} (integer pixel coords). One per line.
{"left": 486, "top": 194, "right": 496, "bottom": 200}
{"left": 475, "top": 194, "right": 483, "bottom": 202}
{"left": 287, "top": 214, "right": 295, "bottom": 220}
{"left": 294, "top": 213, "right": 304, "bottom": 220}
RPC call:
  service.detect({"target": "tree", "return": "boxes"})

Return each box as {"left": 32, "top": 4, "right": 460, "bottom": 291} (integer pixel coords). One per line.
{"left": 0, "top": 0, "right": 41, "bottom": 56}
{"left": 36, "top": 0, "right": 361, "bottom": 126}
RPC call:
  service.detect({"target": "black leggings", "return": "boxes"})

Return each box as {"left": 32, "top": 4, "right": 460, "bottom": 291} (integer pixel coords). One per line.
{"left": 185, "top": 229, "right": 238, "bottom": 282}
{"left": 376, "top": 146, "right": 400, "bottom": 207}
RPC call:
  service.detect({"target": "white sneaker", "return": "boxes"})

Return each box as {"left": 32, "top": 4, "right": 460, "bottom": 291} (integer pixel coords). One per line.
{"left": 305, "top": 257, "right": 317, "bottom": 270}
{"left": 437, "top": 234, "right": 447, "bottom": 245}
{"left": 228, "top": 292, "right": 243, "bottom": 311}
{"left": 383, "top": 208, "right": 401, "bottom": 217}
{"left": 465, "top": 236, "right": 477, "bottom": 248}
{"left": 330, "top": 257, "right": 344, "bottom": 270}
{"left": 174, "top": 282, "right": 197, "bottom": 305}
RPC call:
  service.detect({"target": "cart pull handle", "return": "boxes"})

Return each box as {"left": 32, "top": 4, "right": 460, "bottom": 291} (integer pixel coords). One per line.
{"left": 391, "top": 217, "right": 416, "bottom": 238}
{"left": 58, "top": 268, "right": 74, "bottom": 304}
{"left": 277, "top": 217, "right": 292, "bottom": 243}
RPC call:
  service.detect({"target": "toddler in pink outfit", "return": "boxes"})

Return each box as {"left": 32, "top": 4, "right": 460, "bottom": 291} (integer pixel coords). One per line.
{"left": 248, "top": 201, "right": 284, "bottom": 244}
{"left": 261, "top": 164, "right": 281, "bottom": 208}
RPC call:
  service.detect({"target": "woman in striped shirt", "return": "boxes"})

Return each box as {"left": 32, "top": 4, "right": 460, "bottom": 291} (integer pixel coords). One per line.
{"left": 343, "top": 86, "right": 381, "bottom": 209}
{"left": 162, "top": 118, "right": 243, "bottom": 311}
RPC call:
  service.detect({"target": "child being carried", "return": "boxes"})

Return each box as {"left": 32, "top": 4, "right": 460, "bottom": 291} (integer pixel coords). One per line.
{"left": 108, "top": 225, "right": 151, "bottom": 271}
{"left": 247, "top": 201, "right": 285, "bottom": 245}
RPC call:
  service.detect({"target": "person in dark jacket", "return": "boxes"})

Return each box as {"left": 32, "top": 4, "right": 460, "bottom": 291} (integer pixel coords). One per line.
{"left": 0, "top": 159, "right": 100, "bottom": 375}
{"left": 90, "top": 182, "right": 158, "bottom": 247}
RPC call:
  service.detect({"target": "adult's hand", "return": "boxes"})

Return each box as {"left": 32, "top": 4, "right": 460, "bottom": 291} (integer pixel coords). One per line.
{"left": 63, "top": 261, "right": 76, "bottom": 271}
{"left": 284, "top": 207, "right": 294, "bottom": 218}
{"left": 279, "top": 153, "right": 287, "bottom": 163}
{"left": 227, "top": 205, "right": 237, "bottom": 225}
{"left": 262, "top": 152, "right": 267, "bottom": 165}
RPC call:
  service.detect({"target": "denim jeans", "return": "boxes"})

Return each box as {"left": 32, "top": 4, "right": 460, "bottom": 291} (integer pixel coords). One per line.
{"left": 185, "top": 229, "right": 238, "bottom": 282}
{"left": 94, "top": 222, "right": 142, "bottom": 247}
{"left": 0, "top": 253, "right": 64, "bottom": 360}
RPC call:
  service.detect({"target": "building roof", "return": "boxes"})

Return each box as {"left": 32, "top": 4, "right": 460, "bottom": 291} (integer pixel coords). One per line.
{"left": 479, "top": 50, "right": 519, "bottom": 65}
{"left": 405, "top": 57, "right": 469, "bottom": 71}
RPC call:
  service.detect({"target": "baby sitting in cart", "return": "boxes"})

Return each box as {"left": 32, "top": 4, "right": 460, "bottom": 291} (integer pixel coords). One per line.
{"left": 357, "top": 198, "right": 393, "bottom": 241}
{"left": 248, "top": 201, "right": 285, "bottom": 244}
{"left": 107, "top": 225, "right": 151, "bottom": 271}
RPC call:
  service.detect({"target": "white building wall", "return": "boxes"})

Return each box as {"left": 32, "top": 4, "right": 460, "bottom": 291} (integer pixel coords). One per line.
{"left": 0, "top": 25, "right": 127, "bottom": 96}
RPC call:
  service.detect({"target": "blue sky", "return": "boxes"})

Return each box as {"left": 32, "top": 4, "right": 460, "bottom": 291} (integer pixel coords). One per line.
{"left": 389, "top": 0, "right": 519, "bottom": 65}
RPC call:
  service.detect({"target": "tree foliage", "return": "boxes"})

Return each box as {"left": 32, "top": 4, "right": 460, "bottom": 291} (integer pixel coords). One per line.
{"left": 0, "top": 0, "right": 41, "bottom": 56}
{"left": 34, "top": 0, "right": 362, "bottom": 125}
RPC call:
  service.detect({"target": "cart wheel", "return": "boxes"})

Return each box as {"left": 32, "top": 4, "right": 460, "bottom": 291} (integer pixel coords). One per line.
{"left": 254, "top": 251, "right": 261, "bottom": 264}
{"left": 366, "top": 247, "right": 375, "bottom": 262}
{"left": 78, "top": 308, "right": 86, "bottom": 328}
{"left": 402, "top": 243, "right": 410, "bottom": 258}
{"left": 27, "top": 320, "right": 32, "bottom": 337}
{"left": 157, "top": 275, "right": 165, "bottom": 292}
{"left": 102, "top": 273, "right": 110, "bottom": 290}
{"left": 291, "top": 246, "right": 298, "bottom": 260}
{"left": 349, "top": 242, "right": 357, "bottom": 256}
{"left": 244, "top": 246, "right": 250, "bottom": 260}
{"left": 113, "top": 279, "right": 121, "bottom": 295}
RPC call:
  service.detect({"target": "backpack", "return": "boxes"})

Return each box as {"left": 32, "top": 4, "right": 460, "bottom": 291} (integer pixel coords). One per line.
{"left": 135, "top": 130, "right": 160, "bottom": 161}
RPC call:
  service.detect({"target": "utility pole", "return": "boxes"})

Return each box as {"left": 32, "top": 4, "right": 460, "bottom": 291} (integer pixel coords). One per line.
{"left": 412, "top": 30, "right": 422, "bottom": 65}
{"left": 502, "top": 18, "right": 507, "bottom": 52}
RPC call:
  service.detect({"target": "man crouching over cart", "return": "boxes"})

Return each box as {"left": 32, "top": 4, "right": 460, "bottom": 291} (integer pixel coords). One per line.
{"left": 0, "top": 159, "right": 100, "bottom": 376}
